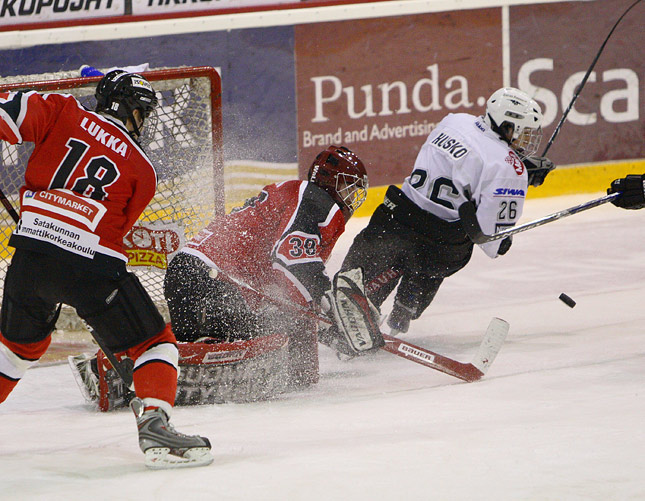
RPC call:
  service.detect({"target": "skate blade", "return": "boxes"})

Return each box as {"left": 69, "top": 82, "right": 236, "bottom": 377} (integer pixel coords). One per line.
{"left": 144, "top": 447, "right": 214, "bottom": 470}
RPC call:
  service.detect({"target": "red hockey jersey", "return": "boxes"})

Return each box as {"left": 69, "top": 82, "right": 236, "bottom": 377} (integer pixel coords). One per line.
{"left": 0, "top": 91, "right": 157, "bottom": 276}
{"left": 182, "top": 180, "right": 346, "bottom": 306}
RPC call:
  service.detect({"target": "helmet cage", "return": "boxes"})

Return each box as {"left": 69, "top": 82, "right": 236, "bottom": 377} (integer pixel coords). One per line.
{"left": 512, "top": 127, "right": 542, "bottom": 159}
{"left": 336, "top": 171, "right": 368, "bottom": 215}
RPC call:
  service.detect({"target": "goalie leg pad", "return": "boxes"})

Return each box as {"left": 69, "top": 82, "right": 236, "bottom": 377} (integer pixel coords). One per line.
{"left": 327, "top": 268, "right": 384, "bottom": 355}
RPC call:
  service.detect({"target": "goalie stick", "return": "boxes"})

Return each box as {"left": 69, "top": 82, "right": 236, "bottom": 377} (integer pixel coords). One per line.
{"left": 458, "top": 192, "right": 619, "bottom": 244}
{"left": 213, "top": 268, "right": 510, "bottom": 382}
{"left": 381, "top": 318, "right": 509, "bottom": 382}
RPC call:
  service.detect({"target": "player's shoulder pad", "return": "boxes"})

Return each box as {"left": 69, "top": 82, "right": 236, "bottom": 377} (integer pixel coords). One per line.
{"left": 302, "top": 181, "right": 339, "bottom": 215}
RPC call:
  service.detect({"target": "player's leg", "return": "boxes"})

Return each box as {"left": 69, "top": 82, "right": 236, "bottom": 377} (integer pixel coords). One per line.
{"left": 165, "top": 253, "right": 264, "bottom": 342}
{"left": 164, "top": 253, "right": 210, "bottom": 342}
{"left": 0, "top": 250, "right": 59, "bottom": 403}
{"left": 388, "top": 273, "right": 444, "bottom": 334}
{"left": 387, "top": 232, "right": 472, "bottom": 334}
{"left": 72, "top": 271, "right": 212, "bottom": 467}
{"left": 340, "top": 206, "right": 408, "bottom": 309}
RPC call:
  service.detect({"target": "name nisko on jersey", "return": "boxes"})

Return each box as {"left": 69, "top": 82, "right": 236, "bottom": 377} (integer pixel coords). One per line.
{"left": 430, "top": 132, "right": 469, "bottom": 159}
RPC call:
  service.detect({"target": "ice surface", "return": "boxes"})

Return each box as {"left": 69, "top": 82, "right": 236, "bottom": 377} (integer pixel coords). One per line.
{"left": 2, "top": 193, "right": 644, "bottom": 500}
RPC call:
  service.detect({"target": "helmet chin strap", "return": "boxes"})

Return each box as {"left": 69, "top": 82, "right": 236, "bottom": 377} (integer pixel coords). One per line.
{"left": 124, "top": 105, "right": 142, "bottom": 140}
{"left": 488, "top": 114, "right": 514, "bottom": 146}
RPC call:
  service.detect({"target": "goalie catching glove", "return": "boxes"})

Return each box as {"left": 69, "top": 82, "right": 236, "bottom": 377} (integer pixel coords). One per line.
{"left": 318, "top": 268, "right": 384, "bottom": 357}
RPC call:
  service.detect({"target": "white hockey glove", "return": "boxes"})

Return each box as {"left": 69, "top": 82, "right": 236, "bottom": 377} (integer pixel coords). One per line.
{"left": 524, "top": 156, "right": 555, "bottom": 187}
{"left": 318, "top": 268, "right": 384, "bottom": 358}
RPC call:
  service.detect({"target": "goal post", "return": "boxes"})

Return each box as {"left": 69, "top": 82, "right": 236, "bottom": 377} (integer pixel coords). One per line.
{"left": 0, "top": 66, "right": 224, "bottom": 317}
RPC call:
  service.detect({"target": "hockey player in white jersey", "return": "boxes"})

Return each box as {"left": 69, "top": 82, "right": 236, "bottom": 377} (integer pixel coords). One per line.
{"left": 340, "top": 87, "right": 554, "bottom": 336}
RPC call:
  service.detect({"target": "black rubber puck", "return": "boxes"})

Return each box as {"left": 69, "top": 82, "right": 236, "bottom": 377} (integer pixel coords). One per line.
{"left": 559, "top": 293, "right": 576, "bottom": 308}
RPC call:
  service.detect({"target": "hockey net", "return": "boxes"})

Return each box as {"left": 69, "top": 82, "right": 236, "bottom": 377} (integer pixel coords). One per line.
{"left": 0, "top": 66, "right": 223, "bottom": 326}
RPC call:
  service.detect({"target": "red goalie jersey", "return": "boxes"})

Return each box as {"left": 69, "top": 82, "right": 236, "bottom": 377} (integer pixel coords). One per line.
{"left": 0, "top": 91, "right": 157, "bottom": 277}
{"left": 182, "top": 180, "right": 346, "bottom": 306}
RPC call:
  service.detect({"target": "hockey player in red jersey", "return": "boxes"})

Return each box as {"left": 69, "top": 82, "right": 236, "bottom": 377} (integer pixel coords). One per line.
{"left": 164, "top": 145, "right": 383, "bottom": 383}
{"left": 341, "top": 87, "right": 555, "bottom": 336}
{"left": 0, "top": 70, "right": 212, "bottom": 469}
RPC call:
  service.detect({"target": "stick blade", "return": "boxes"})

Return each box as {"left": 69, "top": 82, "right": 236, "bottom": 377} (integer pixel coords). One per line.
{"left": 471, "top": 317, "right": 509, "bottom": 374}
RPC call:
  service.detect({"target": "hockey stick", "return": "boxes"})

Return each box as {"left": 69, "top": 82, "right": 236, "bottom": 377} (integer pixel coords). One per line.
{"left": 0, "top": 186, "right": 134, "bottom": 387}
{"left": 213, "top": 268, "right": 509, "bottom": 382}
{"left": 541, "top": 0, "right": 643, "bottom": 156}
{"left": 458, "top": 192, "right": 618, "bottom": 244}
{"left": 0, "top": 187, "right": 19, "bottom": 224}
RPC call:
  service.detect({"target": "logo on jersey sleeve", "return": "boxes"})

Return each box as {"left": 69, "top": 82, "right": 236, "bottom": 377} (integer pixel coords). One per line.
{"left": 493, "top": 187, "right": 526, "bottom": 197}
{"left": 505, "top": 151, "right": 524, "bottom": 175}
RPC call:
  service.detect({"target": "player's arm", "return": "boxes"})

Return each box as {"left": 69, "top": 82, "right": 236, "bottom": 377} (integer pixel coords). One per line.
{"left": 0, "top": 91, "right": 61, "bottom": 144}
{"left": 271, "top": 184, "right": 342, "bottom": 304}
{"left": 608, "top": 174, "right": 645, "bottom": 210}
{"left": 473, "top": 169, "right": 527, "bottom": 259}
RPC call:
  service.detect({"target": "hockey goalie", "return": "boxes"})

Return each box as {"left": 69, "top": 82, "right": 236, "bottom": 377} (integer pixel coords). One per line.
{"left": 70, "top": 145, "right": 384, "bottom": 410}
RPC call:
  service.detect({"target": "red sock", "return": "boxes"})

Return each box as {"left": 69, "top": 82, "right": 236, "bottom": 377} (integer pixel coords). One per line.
{"left": 0, "top": 375, "right": 19, "bottom": 403}
{"left": 132, "top": 361, "right": 177, "bottom": 405}
{"left": 126, "top": 323, "right": 178, "bottom": 406}
{"left": 0, "top": 331, "right": 51, "bottom": 359}
{"left": 0, "top": 332, "right": 51, "bottom": 403}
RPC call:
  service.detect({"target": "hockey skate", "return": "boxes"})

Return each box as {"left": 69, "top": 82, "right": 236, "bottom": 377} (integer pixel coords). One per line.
{"left": 130, "top": 397, "right": 213, "bottom": 469}
{"left": 68, "top": 353, "right": 99, "bottom": 404}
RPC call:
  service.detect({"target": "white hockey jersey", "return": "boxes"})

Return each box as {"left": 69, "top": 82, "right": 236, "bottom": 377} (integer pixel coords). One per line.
{"left": 401, "top": 113, "right": 528, "bottom": 258}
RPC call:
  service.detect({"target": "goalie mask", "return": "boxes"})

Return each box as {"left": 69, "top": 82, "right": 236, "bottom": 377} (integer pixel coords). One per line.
{"left": 308, "top": 145, "right": 369, "bottom": 219}
{"left": 95, "top": 70, "right": 158, "bottom": 140}
{"left": 483, "top": 87, "right": 543, "bottom": 159}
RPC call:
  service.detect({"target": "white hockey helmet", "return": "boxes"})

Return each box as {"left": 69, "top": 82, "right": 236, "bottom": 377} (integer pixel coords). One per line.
{"left": 483, "top": 87, "right": 543, "bottom": 159}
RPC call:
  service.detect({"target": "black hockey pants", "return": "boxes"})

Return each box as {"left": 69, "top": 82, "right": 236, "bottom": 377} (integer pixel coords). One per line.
{"left": 341, "top": 186, "right": 474, "bottom": 319}
{"left": 163, "top": 253, "right": 265, "bottom": 342}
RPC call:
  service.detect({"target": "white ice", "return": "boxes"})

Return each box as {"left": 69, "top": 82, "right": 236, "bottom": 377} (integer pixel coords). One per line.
{"left": 2, "top": 193, "right": 644, "bottom": 500}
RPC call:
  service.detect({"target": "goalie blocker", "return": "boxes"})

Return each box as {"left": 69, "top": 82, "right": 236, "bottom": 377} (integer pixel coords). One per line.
{"left": 319, "top": 268, "right": 384, "bottom": 357}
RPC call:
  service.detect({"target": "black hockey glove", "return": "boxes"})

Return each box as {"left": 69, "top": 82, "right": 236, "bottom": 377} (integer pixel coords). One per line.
{"left": 524, "top": 156, "right": 555, "bottom": 187}
{"left": 497, "top": 236, "right": 512, "bottom": 256}
{"left": 608, "top": 174, "right": 645, "bottom": 210}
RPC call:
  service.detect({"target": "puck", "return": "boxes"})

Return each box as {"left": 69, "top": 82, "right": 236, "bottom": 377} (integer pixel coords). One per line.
{"left": 559, "top": 293, "right": 576, "bottom": 308}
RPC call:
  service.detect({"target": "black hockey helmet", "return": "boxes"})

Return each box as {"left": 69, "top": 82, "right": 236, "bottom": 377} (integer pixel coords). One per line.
{"left": 95, "top": 70, "right": 158, "bottom": 139}
{"left": 308, "top": 145, "right": 368, "bottom": 219}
